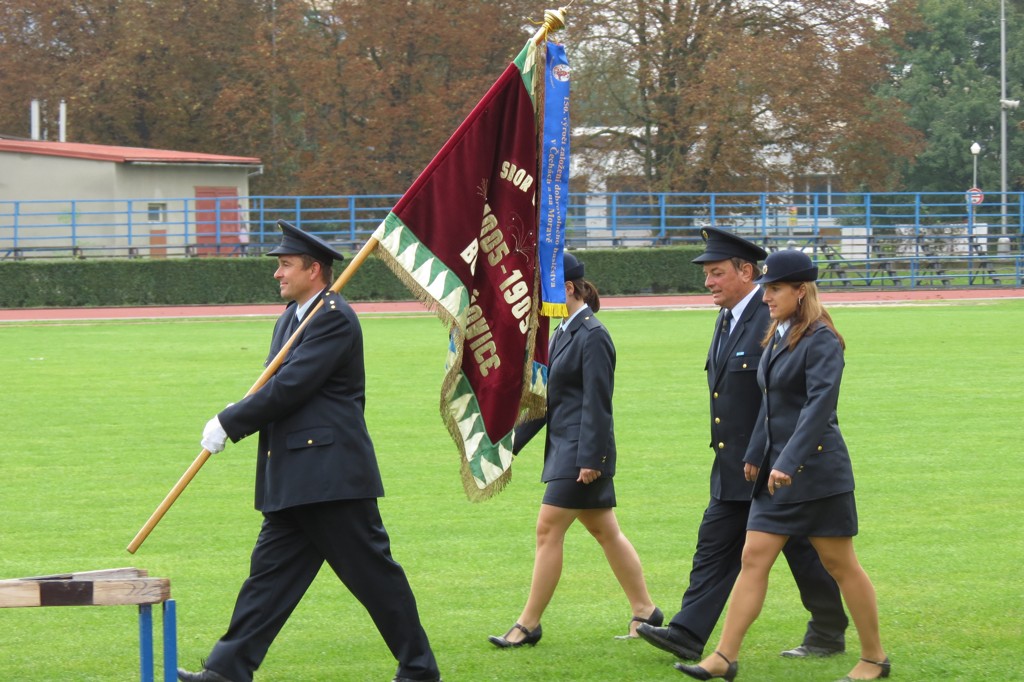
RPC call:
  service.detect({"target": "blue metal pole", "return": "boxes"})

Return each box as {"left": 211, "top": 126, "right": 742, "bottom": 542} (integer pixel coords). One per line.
{"left": 163, "top": 599, "right": 178, "bottom": 682}
{"left": 127, "top": 199, "right": 134, "bottom": 248}
{"left": 606, "top": 193, "right": 614, "bottom": 241}
{"left": 759, "top": 193, "right": 768, "bottom": 240}
{"left": 658, "top": 193, "right": 666, "bottom": 242}
{"left": 13, "top": 200, "right": 20, "bottom": 249}
{"left": 349, "top": 196, "right": 357, "bottom": 242}
{"left": 968, "top": 195, "right": 975, "bottom": 284}
{"left": 139, "top": 604, "right": 154, "bottom": 682}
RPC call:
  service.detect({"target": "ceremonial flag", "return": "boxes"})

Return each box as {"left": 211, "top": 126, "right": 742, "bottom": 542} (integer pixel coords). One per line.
{"left": 372, "top": 31, "right": 568, "bottom": 500}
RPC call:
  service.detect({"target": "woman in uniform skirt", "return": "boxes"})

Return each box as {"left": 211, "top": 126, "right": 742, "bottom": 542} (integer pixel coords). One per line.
{"left": 488, "top": 252, "right": 661, "bottom": 648}
{"left": 677, "top": 250, "right": 889, "bottom": 682}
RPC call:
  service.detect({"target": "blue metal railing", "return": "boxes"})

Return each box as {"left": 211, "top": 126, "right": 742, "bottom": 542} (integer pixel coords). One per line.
{"left": 1, "top": 191, "right": 1021, "bottom": 287}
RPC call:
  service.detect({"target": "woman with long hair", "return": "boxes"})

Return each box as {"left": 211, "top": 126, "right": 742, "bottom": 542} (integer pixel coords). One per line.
{"left": 677, "top": 250, "right": 888, "bottom": 682}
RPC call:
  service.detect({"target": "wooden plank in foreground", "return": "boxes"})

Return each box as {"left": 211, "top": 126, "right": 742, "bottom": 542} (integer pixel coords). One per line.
{"left": 2, "top": 567, "right": 149, "bottom": 582}
{"left": 0, "top": 574, "right": 170, "bottom": 608}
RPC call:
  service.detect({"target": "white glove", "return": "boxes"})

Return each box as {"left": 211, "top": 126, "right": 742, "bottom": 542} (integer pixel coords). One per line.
{"left": 201, "top": 416, "right": 228, "bottom": 454}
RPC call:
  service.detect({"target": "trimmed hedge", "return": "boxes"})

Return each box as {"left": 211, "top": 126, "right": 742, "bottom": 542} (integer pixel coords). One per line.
{"left": 0, "top": 247, "right": 706, "bottom": 308}
{"left": 575, "top": 247, "right": 706, "bottom": 295}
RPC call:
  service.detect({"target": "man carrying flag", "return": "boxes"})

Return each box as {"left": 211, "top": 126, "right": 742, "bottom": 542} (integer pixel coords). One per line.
{"left": 179, "top": 221, "right": 440, "bottom": 682}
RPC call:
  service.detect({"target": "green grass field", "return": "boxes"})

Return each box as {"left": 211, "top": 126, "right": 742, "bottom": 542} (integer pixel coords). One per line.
{"left": 1, "top": 301, "right": 1022, "bottom": 681}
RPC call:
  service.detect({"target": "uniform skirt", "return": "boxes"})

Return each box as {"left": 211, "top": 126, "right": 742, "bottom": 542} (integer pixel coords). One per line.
{"left": 542, "top": 476, "right": 616, "bottom": 509}
{"left": 747, "top": 490, "right": 857, "bottom": 537}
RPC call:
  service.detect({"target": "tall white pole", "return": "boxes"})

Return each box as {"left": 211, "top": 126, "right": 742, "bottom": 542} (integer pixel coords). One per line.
{"left": 1000, "top": 0, "right": 1008, "bottom": 235}
{"left": 30, "top": 100, "right": 41, "bottom": 140}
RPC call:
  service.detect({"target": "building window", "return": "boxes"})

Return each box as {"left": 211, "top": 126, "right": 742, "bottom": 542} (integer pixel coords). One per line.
{"left": 147, "top": 202, "right": 167, "bottom": 223}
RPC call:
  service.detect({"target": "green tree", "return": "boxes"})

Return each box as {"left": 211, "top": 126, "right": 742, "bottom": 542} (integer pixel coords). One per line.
{"left": 887, "top": 0, "right": 1024, "bottom": 192}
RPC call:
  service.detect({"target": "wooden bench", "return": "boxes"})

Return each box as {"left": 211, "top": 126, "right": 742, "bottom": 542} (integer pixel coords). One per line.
{"left": 0, "top": 567, "right": 177, "bottom": 682}
{"left": 1, "top": 246, "right": 85, "bottom": 260}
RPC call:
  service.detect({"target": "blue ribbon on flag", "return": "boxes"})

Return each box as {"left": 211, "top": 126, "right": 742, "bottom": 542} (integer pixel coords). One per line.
{"left": 538, "top": 41, "right": 571, "bottom": 318}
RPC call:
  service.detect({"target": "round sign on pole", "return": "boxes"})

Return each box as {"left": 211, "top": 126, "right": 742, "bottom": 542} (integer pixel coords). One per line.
{"left": 966, "top": 187, "right": 984, "bottom": 205}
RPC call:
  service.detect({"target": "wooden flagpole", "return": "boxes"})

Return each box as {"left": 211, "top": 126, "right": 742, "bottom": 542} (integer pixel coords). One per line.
{"left": 127, "top": 237, "right": 379, "bottom": 553}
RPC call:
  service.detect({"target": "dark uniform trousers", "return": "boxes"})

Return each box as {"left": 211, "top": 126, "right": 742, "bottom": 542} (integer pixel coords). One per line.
{"left": 670, "top": 497, "right": 848, "bottom": 650}
{"left": 667, "top": 300, "right": 847, "bottom": 653}
{"left": 205, "top": 499, "right": 438, "bottom": 682}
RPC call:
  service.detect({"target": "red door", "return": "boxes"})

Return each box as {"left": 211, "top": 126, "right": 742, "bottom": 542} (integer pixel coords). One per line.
{"left": 194, "top": 187, "right": 243, "bottom": 256}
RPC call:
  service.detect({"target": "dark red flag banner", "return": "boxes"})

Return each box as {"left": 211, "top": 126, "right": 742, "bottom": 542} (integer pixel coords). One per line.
{"left": 372, "top": 43, "right": 548, "bottom": 500}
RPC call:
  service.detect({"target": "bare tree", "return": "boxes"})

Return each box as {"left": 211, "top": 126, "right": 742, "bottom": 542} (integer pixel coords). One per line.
{"left": 568, "top": 0, "right": 924, "bottom": 193}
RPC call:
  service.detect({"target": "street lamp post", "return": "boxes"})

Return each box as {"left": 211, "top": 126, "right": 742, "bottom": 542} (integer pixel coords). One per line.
{"left": 969, "top": 143, "right": 981, "bottom": 248}
{"left": 972, "top": 142, "right": 981, "bottom": 189}
{"left": 969, "top": 142, "right": 982, "bottom": 281}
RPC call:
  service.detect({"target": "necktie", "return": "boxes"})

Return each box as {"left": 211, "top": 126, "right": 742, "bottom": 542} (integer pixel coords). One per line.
{"left": 716, "top": 310, "right": 732, "bottom": 366}
{"left": 285, "top": 312, "right": 300, "bottom": 338}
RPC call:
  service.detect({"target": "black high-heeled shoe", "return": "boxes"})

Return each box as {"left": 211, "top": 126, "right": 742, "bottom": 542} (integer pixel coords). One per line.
{"left": 674, "top": 650, "right": 738, "bottom": 681}
{"left": 634, "top": 606, "right": 664, "bottom": 628}
{"left": 836, "top": 657, "right": 891, "bottom": 681}
{"left": 488, "top": 622, "right": 542, "bottom": 648}
{"left": 618, "top": 605, "right": 664, "bottom": 639}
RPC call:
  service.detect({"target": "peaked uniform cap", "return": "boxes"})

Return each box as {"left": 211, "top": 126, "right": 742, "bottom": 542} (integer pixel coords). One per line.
{"left": 754, "top": 249, "right": 819, "bottom": 283}
{"left": 266, "top": 220, "right": 345, "bottom": 264}
{"left": 564, "top": 251, "right": 585, "bottom": 280}
{"left": 691, "top": 226, "right": 768, "bottom": 264}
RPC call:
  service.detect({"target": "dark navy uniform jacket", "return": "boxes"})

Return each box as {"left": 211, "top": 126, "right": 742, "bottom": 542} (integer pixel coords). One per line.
{"left": 515, "top": 305, "right": 616, "bottom": 481}
{"left": 707, "top": 298, "right": 771, "bottom": 501}
{"left": 218, "top": 289, "right": 385, "bottom": 512}
{"left": 744, "top": 320, "right": 854, "bottom": 503}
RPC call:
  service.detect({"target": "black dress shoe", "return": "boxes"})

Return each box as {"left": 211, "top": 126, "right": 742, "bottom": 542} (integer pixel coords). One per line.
{"left": 781, "top": 643, "right": 845, "bottom": 658}
{"left": 674, "top": 650, "right": 738, "bottom": 681}
{"left": 392, "top": 676, "right": 441, "bottom": 681}
{"left": 488, "top": 622, "right": 542, "bottom": 648}
{"left": 177, "top": 668, "right": 236, "bottom": 682}
{"left": 636, "top": 623, "right": 703, "bottom": 660}
{"left": 836, "top": 657, "right": 891, "bottom": 680}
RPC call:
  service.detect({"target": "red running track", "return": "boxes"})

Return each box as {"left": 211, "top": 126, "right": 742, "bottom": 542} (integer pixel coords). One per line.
{"left": 0, "top": 288, "right": 1021, "bottom": 322}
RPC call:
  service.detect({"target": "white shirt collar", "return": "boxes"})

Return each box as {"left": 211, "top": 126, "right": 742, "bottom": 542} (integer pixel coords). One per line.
{"left": 295, "top": 290, "right": 321, "bottom": 321}
{"left": 560, "top": 304, "right": 588, "bottom": 331}
{"left": 725, "top": 286, "right": 760, "bottom": 331}
{"left": 777, "top": 319, "right": 792, "bottom": 338}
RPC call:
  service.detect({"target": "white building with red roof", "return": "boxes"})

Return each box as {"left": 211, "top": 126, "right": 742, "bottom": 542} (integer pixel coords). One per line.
{"left": 0, "top": 139, "right": 262, "bottom": 258}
